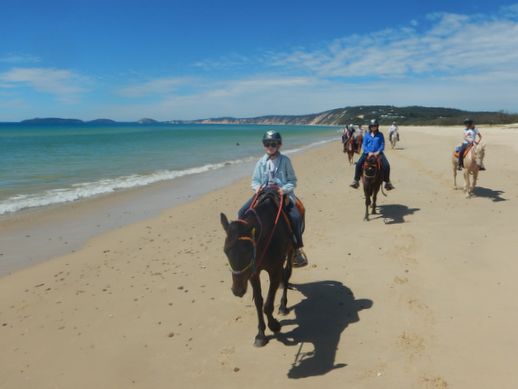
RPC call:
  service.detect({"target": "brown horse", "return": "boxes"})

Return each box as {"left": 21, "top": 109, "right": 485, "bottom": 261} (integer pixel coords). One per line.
{"left": 220, "top": 190, "right": 295, "bottom": 347}
{"left": 452, "top": 142, "right": 486, "bottom": 197}
{"left": 362, "top": 155, "right": 386, "bottom": 221}
{"left": 343, "top": 134, "right": 362, "bottom": 165}
{"left": 343, "top": 137, "right": 355, "bottom": 165}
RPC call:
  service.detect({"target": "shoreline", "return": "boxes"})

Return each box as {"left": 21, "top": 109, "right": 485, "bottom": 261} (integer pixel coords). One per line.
{"left": 0, "top": 138, "right": 335, "bottom": 277}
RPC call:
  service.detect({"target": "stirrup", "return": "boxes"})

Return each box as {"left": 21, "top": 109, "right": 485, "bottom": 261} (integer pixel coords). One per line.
{"left": 292, "top": 249, "right": 308, "bottom": 268}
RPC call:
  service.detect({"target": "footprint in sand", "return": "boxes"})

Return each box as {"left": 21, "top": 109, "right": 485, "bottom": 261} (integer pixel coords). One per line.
{"left": 388, "top": 233, "right": 418, "bottom": 265}
{"left": 407, "top": 298, "right": 435, "bottom": 324}
{"left": 217, "top": 346, "right": 235, "bottom": 367}
{"left": 398, "top": 331, "right": 425, "bottom": 359}
{"left": 420, "top": 375, "right": 449, "bottom": 389}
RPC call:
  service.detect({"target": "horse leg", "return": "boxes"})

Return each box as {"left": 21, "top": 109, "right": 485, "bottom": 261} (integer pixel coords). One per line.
{"left": 452, "top": 158, "right": 458, "bottom": 189}
{"left": 279, "top": 254, "right": 293, "bottom": 315}
{"left": 364, "top": 192, "right": 371, "bottom": 221}
{"left": 464, "top": 168, "right": 471, "bottom": 197}
{"left": 471, "top": 170, "right": 478, "bottom": 196}
{"left": 264, "top": 270, "right": 282, "bottom": 333}
{"left": 372, "top": 188, "right": 378, "bottom": 215}
{"left": 250, "top": 275, "right": 267, "bottom": 347}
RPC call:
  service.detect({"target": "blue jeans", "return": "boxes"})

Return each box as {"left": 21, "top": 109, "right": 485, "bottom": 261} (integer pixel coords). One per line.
{"left": 354, "top": 153, "right": 391, "bottom": 182}
{"left": 238, "top": 195, "right": 303, "bottom": 248}
{"left": 458, "top": 142, "right": 468, "bottom": 167}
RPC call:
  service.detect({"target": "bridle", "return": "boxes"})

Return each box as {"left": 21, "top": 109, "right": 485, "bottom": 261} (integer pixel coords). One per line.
{"left": 227, "top": 193, "right": 284, "bottom": 276}
{"left": 229, "top": 235, "right": 257, "bottom": 275}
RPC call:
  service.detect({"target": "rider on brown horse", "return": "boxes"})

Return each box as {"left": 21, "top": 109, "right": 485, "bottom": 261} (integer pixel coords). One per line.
{"left": 350, "top": 119, "right": 395, "bottom": 191}
{"left": 238, "top": 130, "right": 308, "bottom": 267}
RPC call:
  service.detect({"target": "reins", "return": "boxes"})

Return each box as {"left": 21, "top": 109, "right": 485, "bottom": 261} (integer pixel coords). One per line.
{"left": 228, "top": 191, "right": 285, "bottom": 276}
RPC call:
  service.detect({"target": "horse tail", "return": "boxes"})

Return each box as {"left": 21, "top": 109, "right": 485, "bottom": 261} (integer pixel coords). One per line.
{"left": 380, "top": 185, "right": 387, "bottom": 197}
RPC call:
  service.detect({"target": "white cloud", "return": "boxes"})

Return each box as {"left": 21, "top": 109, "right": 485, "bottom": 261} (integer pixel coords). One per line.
{"left": 265, "top": 11, "right": 518, "bottom": 82}
{"left": 0, "top": 53, "right": 40, "bottom": 64}
{"left": 0, "top": 67, "right": 89, "bottom": 103}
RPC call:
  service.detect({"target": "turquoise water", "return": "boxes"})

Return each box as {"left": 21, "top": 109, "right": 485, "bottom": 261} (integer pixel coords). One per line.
{"left": 0, "top": 123, "right": 337, "bottom": 214}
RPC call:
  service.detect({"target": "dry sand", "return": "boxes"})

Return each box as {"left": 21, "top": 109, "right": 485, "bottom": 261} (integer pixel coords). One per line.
{"left": 1, "top": 126, "right": 517, "bottom": 388}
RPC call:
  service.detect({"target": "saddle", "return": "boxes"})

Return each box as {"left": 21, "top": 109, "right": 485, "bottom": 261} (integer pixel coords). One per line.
{"left": 453, "top": 143, "right": 473, "bottom": 158}
{"left": 253, "top": 188, "right": 305, "bottom": 220}
{"left": 363, "top": 155, "right": 381, "bottom": 170}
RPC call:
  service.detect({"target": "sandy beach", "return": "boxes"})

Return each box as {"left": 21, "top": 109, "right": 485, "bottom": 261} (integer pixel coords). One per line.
{"left": 1, "top": 125, "right": 518, "bottom": 388}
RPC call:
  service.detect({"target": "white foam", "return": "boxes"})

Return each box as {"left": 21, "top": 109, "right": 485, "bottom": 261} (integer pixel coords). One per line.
{"left": 0, "top": 157, "right": 255, "bottom": 215}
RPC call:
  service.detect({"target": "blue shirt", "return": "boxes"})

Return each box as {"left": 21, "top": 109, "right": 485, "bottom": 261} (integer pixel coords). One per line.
{"left": 362, "top": 131, "right": 385, "bottom": 153}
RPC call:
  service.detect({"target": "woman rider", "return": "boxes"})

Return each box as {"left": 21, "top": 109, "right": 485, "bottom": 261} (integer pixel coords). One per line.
{"left": 238, "top": 130, "right": 308, "bottom": 267}
{"left": 350, "top": 119, "right": 395, "bottom": 190}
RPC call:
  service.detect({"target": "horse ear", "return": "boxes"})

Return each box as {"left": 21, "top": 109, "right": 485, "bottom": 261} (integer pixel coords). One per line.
{"left": 220, "top": 213, "right": 230, "bottom": 234}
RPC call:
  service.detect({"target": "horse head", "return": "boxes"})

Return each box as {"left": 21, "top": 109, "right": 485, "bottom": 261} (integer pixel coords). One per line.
{"left": 364, "top": 155, "right": 380, "bottom": 178}
{"left": 474, "top": 143, "right": 486, "bottom": 167}
{"left": 220, "top": 213, "right": 256, "bottom": 297}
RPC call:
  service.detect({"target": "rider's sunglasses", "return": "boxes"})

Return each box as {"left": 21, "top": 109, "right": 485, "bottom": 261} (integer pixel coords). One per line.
{"left": 263, "top": 142, "right": 279, "bottom": 148}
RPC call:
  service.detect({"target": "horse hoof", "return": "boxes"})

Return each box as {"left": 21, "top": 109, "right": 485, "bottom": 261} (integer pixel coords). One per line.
{"left": 254, "top": 336, "right": 268, "bottom": 347}
{"left": 278, "top": 306, "right": 290, "bottom": 316}
{"left": 268, "top": 319, "right": 281, "bottom": 333}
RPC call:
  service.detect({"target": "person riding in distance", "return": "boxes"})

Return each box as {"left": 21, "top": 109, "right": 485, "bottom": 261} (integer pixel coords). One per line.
{"left": 388, "top": 121, "right": 399, "bottom": 142}
{"left": 457, "top": 118, "right": 484, "bottom": 170}
{"left": 341, "top": 125, "right": 350, "bottom": 144}
{"left": 350, "top": 119, "right": 395, "bottom": 190}
{"left": 238, "top": 130, "right": 308, "bottom": 267}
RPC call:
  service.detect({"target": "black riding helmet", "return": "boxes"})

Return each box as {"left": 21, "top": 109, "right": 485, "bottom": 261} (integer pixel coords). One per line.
{"left": 368, "top": 118, "right": 379, "bottom": 128}
{"left": 464, "top": 118, "right": 474, "bottom": 126}
{"left": 262, "top": 130, "right": 282, "bottom": 145}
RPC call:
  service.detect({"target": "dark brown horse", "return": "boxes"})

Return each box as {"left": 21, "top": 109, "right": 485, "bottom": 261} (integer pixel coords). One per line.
{"left": 220, "top": 190, "right": 295, "bottom": 347}
{"left": 362, "top": 155, "right": 385, "bottom": 221}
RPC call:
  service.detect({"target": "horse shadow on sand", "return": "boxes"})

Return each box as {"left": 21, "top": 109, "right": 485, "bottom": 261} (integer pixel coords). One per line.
{"left": 272, "top": 280, "right": 373, "bottom": 379}
{"left": 472, "top": 187, "right": 507, "bottom": 202}
{"left": 375, "top": 204, "right": 420, "bottom": 224}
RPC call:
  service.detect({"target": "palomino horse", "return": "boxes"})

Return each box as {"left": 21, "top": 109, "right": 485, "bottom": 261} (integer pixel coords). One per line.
{"left": 362, "top": 155, "right": 386, "bottom": 221}
{"left": 220, "top": 189, "right": 296, "bottom": 347}
{"left": 389, "top": 131, "right": 399, "bottom": 149}
{"left": 452, "top": 142, "right": 486, "bottom": 197}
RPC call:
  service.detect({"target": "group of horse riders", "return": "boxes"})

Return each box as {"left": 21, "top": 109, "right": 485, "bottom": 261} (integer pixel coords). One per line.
{"left": 234, "top": 117, "right": 484, "bottom": 269}
{"left": 223, "top": 119, "right": 486, "bottom": 346}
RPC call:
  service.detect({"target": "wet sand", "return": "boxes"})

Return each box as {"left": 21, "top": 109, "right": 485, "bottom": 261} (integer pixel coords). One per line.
{"left": 1, "top": 125, "right": 517, "bottom": 388}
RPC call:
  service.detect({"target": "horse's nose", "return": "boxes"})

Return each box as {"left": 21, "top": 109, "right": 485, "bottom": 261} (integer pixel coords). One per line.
{"left": 231, "top": 286, "right": 245, "bottom": 298}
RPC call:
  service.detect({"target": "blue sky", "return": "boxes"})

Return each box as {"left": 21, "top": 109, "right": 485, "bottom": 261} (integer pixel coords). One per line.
{"left": 1, "top": 0, "right": 518, "bottom": 121}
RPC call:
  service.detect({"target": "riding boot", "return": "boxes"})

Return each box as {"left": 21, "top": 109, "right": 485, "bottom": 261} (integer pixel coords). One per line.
{"left": 292, "top": 248, "right": 308, "bottom": 268}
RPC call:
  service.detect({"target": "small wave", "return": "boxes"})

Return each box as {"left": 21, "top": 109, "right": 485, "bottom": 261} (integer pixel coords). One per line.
{"left": 0, "top": 157, "right": 255, "bottom": 215}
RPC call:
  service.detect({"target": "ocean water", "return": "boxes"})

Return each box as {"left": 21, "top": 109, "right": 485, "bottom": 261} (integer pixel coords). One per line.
{"left": 0, "top": 122, "right": 337, "bottom": 215}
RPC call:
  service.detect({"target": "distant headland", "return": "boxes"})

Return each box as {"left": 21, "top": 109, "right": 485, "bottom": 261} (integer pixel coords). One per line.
{"left": 14, "top": 105, "right": 518, "bottom": 126}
